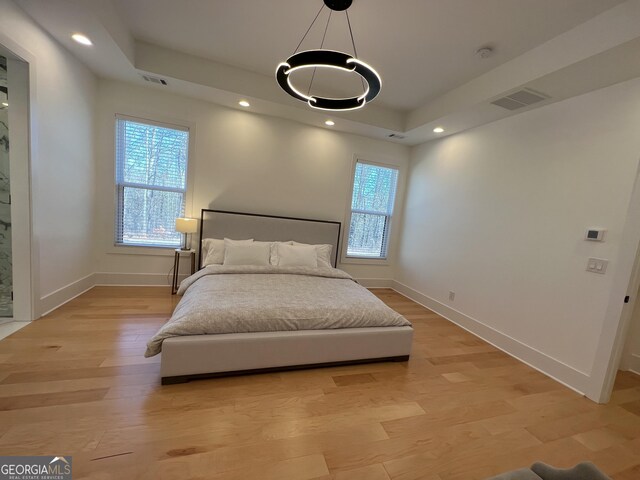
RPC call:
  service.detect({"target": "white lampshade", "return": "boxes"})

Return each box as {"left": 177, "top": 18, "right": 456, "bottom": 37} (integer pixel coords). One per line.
{"left": 175, "top": 217, "right": 197, "bottom": 234}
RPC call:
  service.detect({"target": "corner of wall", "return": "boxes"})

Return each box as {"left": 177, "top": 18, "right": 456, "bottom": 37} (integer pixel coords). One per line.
{"left": 39, "top": 273, "right": 96, "bottom": 317}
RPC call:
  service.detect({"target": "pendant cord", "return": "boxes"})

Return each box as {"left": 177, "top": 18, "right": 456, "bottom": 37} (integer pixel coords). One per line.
{"left": 346, "top": 10, "right": 358, "bottom": 59}
{"left": 346, "top": 9, "right": 366, "bottom": 94}
{"left": 294, "top": 4, "right": 325, "bottom": 54}
{"left": 321, "top": 10, "right": 332, "bottom": 51}
{"left": 308, "top": 9, "right": 332, "bottom": 95}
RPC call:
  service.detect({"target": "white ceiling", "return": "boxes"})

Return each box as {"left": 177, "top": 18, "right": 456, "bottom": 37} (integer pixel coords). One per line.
{"left": 112, "top": 0, "right": 623, "bottom": 111}
{"left": 14, "top": 0, "right": 640, "bottom": 144}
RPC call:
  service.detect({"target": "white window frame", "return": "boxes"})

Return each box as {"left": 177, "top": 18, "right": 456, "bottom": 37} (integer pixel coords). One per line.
{"left": 114, "top": 114, "right": 192, "bottom": 249}
{"left": 341, "top": 157, "right": 401, "bottom": 265}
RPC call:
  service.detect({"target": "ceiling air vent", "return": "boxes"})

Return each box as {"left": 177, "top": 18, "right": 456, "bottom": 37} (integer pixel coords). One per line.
{"left": 388, "top": 133, "right": 406, "bottom": 139}
{"left": 141, "top": 74, "right": 168, "bottom": 86}
{"left": 491, "top": 88, "right": 549, "bottom": 111}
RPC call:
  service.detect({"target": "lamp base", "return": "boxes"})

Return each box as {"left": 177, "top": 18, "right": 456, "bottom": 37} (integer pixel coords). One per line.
{"left": 180, "top": 232, "right": 191, "bottom": 251}
{"left": 324, "top": 0, "right": 352, "bottom": 11}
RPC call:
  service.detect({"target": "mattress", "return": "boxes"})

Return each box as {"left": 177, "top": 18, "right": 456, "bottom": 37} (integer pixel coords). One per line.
{"left": 146, "top": 265, "right": 411, "bottom": 356}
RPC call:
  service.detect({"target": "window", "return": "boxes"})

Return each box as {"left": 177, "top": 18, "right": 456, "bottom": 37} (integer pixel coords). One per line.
{"left": 346, "top": 161, "right": 399, "bottom": 259}
{"left": 115, "top": 117, "right": 189, "bottom": 247}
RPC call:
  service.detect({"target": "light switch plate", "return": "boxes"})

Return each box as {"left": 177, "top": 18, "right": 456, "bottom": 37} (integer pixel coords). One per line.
{"left": 587, "top": 257, "right": 608, "bottom": 274}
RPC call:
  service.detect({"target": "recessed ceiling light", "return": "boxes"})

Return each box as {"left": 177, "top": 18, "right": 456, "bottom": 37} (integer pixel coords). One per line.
{"left": 433, "top": 127, "right": 444, "bottom": 133}
{"left": 325, "top": 120, "right": 335, "bottom": 126}
{"left": 1, "top": 102, "right": 7, "bottom": 107}
{"left": 71, "top": 33, "right": 93, "bottom": 46}
{"left": 238, "top": 100, "right": 250, "bottom": 107}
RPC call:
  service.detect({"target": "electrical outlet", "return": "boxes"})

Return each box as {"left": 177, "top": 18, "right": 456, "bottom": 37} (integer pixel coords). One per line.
{"left": 449, "top": 291, "right": 455, "bottom": 301}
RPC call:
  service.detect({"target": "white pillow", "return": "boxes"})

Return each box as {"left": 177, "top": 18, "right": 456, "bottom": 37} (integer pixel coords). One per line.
{"left": 223, "top": 243, "right": 271, "bottom": 266}
{"left": 269, "top": 241, "right": 294, "bottom": 265}
{"left": 224, "top": 237, "right": 254, "bottom": 247}
{"left": 291, "top": 242, "right": 333, "bottom": 268}
{"left": 201, "top": 238, "right": 224, "bottom": 266}
{"left": 251, "top": 241, "right": 275, "bottom": 265}
{"left": 276, "top": 244, "right": 318, "bottom": 267}
{"left": 202, "top": 238, "right": 252, "bottom": 266}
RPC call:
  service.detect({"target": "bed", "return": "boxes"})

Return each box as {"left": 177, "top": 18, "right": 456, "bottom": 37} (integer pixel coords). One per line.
{"left": 148, "top": 209, "right": 413, "bottom": 384}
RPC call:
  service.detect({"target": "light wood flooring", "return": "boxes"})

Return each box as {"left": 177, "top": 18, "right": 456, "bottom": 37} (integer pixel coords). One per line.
{"left": 0, "top": 287, "right": 639, "bottom": 480}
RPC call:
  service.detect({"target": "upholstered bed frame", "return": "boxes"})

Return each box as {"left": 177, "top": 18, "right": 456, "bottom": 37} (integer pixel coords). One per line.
{"left": 160, "top": 210, "right": 413, "bottom": 384}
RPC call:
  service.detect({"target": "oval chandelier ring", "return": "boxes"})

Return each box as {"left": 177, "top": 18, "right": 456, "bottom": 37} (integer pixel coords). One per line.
{"left": 275, "top": 0, "right": 381, "bottom": 112}
{"left": 276, "top": 50, "right": 381, "bottom": 111}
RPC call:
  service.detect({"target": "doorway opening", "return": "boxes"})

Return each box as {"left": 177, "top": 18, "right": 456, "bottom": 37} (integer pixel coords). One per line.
{"left": 0, "top": 40, "right": 34, "bottom": 334}
{"left": 613, "top": 255, "right": 640, "bottom": 388}
{"left": 588, "top": 156, "right": 640, "bottom": 403}
{"left": 0, "top": 54, "right": 13, "bottom": 319}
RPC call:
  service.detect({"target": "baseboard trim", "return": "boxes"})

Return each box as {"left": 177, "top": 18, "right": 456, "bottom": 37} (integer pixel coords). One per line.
{"left": 39, "top": 272, "right": 186, "bottom": 317}
{"left": 623, "top": 353, "right": 640, "bottom": 375}
{"left": 94, "top": 272, "right": 187, "bottom": 286}
{"left": 39, "top": 273, "right": 96, "bottom": 317}
{"left": 390, "top": 280, "right": 590, "bottom": 395}
{"left": 357, "top": 278, "right": 396, "bottom": 288}
{"left": 34, "top": 272, "right": 593, "bottom": 395}
{"left": 96, "top": 274, "right": 392, "bottom": 289}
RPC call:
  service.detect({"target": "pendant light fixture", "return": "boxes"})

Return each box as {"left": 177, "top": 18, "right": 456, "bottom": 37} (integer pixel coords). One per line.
{"left": 275, "top": 0, "right": 381, "bottom": 112}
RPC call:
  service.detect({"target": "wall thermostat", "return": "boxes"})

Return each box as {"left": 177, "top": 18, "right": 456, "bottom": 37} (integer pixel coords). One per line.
{"left": 585, "top": 228, "right": 606, "bottom": 241}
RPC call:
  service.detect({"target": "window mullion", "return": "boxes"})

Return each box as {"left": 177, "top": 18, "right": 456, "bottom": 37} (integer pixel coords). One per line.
{"left": 351, "top": 209, "right": 387, "bottom": 216}
{"left": 118, "top": 181, "right": 186, "bottom": 194}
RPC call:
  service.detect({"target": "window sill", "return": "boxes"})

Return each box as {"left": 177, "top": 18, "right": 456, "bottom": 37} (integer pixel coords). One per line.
{"left": 340, "top": 256, "right": 390, "bottom": 266}
{"left": 108, "top": 244, "right": 181, "bottom": 257}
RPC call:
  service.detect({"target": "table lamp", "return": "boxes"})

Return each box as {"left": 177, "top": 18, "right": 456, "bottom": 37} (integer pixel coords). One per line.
{"left": 175, "top": 217, "right": 197, "bottom": 250}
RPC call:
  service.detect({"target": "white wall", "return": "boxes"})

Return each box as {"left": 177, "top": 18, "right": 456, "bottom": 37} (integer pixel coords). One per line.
{"left": 94, "top": 79, "right": 410, "bottom": 284}
{"left": 397, "top": 78, "right": 640, "bottom": 393}
{"left": 0, "top": 0, "right": 98, "bottom": 316}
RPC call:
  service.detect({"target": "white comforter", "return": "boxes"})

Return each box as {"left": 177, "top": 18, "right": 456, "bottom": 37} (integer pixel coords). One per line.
{"left": 145, "top": 265, "right": 411, "bottom": 357}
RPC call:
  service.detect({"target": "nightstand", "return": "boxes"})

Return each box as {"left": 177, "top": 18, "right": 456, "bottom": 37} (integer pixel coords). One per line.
{"left": 172, "top": 249, "right": 196, "bottom": 295}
